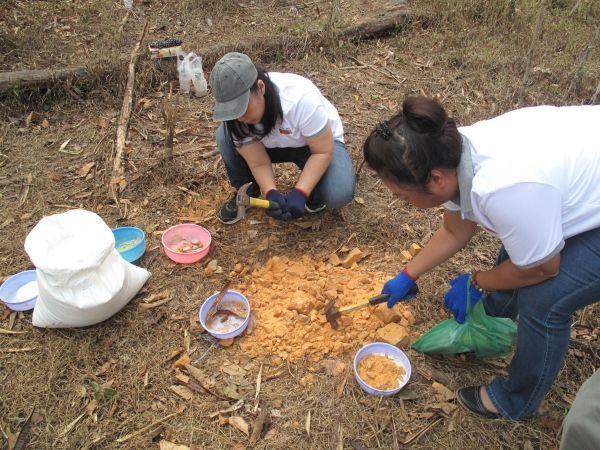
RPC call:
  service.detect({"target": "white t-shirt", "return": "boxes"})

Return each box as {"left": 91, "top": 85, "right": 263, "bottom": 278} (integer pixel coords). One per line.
{"left": 236, "top": 72, "right": 344, "bottom": 148}
{"left": 445, "top": 105, "right": 600, "bottom": 269}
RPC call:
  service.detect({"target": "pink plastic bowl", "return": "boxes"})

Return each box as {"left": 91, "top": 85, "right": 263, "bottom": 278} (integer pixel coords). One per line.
{"left": 161, "top": 224, "right": 212, "bottom": 264}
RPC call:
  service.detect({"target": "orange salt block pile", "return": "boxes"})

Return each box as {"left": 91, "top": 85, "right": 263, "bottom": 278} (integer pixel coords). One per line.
{"left": 237, "top": 255, "right": 415, "bottom": 362}
{"left": 357, "top": 354, "right": 406, "bottom": 390}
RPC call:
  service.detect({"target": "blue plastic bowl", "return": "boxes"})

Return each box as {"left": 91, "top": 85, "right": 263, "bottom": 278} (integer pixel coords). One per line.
{"left": 112, "top": 226, "right": 146, "bottom": 263}
{"left": 0, "top": 270, "right": 38, "bottom": 311}
{"left": 353, "top": 342, "right": 412, "bottom": 396}
{"left": 199, "top": 290, "right": 250, "bottom": 340}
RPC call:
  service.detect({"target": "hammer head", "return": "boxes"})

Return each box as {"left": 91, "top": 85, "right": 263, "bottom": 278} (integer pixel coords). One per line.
{"left": 234, "top": 182, "right": 253, "bottom": 220}
{"left": 324, "top": 299, "right": 341, "bottom": 330}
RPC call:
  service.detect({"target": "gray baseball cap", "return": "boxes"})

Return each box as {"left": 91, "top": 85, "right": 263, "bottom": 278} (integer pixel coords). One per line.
{"left": 210, "top": 52, "right": 258, "bottom": 121}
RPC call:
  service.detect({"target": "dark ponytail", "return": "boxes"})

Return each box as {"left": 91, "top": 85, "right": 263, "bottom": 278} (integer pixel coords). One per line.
{"left": 363, "top": 96, "right": 462, "bottom": 189}
{"left": 226, "top": 68, "right": 283, "bottom": 142}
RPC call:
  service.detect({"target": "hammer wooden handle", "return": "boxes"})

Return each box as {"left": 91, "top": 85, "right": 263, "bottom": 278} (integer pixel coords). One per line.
{"left": 337, "top": 285, "right": 419, "bottom": 314}
{"left": 249, "top": 197, "right": 280, "bottom": 210}
{"left": 338, "top": 294, "right": 389, "bottom": 314}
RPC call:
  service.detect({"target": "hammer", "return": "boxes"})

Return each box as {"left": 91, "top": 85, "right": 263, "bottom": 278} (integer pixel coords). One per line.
{"left": 235, "top": 182, "right": 280, "bottom": 221}
{"left": 324, "top": 285, "right": 419, "bottom": 330}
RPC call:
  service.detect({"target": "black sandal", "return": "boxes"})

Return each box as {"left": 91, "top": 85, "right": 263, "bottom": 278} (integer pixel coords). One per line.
{"left": 456, "top": 386, "right": 501, "bottom": 419}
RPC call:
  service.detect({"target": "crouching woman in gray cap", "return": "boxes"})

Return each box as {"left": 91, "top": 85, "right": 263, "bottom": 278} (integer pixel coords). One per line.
{"left": 209, "top": 52, "right": 355, "bottom": 224}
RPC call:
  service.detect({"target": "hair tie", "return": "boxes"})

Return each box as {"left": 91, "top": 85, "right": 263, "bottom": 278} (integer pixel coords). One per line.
{"left": 375, "top": 121, "right": 393, "bottom": 140}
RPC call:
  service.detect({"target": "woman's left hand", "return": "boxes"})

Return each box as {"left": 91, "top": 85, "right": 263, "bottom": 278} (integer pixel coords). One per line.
{"left": 285, "top": 188, "right": 307, "bottom": 219}
{"left": 443, "top": 274, "right": 484, "bottom": 324}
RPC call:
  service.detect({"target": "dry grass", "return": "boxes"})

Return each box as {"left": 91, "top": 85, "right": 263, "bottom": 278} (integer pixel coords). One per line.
{"left": 1, "top": 0, "right": 600, "bottom": 449}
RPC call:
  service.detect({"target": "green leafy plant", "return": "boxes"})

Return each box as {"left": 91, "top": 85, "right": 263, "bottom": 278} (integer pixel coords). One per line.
{"left": 91, "top": 381, "right": 117, "bottom": 401}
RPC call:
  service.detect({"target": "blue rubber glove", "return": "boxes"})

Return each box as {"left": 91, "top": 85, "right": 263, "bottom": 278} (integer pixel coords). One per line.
{"left": 382, "top": 268, "right": 417, "bottom": 308}
{"left": 264, "top": 190, "right": 291, "bottom": 221}
{"left": 285, "top": 188, "right": 307, "bottom": 219}
{"left": 443, "top": 273, "right": 484, "bottom": 324}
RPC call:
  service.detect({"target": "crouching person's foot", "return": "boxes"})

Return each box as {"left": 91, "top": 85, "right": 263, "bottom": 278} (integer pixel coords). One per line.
{"left": 218, "top": 183, "right": 260, "bottom": 225}
{"left": 456, "top": 385, "right": 501, "bottom": 419}
{"left": 305, "top": 196, "right": 326, "bottom": 214}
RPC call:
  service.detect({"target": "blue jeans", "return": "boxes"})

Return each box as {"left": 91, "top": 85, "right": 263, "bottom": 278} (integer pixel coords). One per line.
{"left": 483, "top": 227, "right": 600, "bottom": 420}
{"left": 216, "top": 124, "right": 355, "bottom": 208}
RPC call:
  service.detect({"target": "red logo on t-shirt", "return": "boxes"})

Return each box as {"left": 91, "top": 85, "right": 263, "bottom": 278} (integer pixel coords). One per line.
{"left": 279, "top": 127, "right": 292, "bottom": 135}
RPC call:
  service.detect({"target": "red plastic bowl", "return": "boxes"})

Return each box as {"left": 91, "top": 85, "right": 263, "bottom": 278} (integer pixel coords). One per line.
{"left": 161, "top": 224, "right": 211, "bottom": 264}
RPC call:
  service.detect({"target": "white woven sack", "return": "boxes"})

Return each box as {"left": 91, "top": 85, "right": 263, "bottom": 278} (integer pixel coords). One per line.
{"left": 24, "top": 209, "right": 150, "bottom": 328}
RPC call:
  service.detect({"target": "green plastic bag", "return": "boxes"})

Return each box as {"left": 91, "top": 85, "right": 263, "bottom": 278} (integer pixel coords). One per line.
{"left": 411, "top": 281, "right": 517, "bottom": 358}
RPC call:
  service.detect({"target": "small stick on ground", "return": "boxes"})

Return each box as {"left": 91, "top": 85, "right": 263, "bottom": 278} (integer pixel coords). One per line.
{"left": 402, "top": 416, "right": 443, "bottom": 445}
{"left": 118, "top": 10, "right": 131, "bottom": 34}
{"left": 161, "top": 84, "right": 177, "bottom": 162}
{"left": 13, "top": 408, "right": 35, "bottom": 450}
{"left": 115, "top": 411, "right": 181, "bottom": 444}
{"left": 110, "top": 20, "right": 149, "bottom": 199}
{"left": 198, "top": 148, "right": 219, "bottom": 159}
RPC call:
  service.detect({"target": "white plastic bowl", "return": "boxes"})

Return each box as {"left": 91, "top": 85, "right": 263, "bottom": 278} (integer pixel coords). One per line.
{"left": 199, "top": 290, "right": 250, "bottom": 339}
{"left": 0, "top": 270, "right": 38, "bottom": 311}
{"left": 353, "top": 342, "right": 412, "bottom": 396}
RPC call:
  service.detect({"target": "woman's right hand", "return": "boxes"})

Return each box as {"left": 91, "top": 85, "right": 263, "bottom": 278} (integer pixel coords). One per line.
{"left": 265, "top": 190, "right": 291, "bottom": 221}
{"left": 382, "top": 268, "right": 418, "bottom": 308}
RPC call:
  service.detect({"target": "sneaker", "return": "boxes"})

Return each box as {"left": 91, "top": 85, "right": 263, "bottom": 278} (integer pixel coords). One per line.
{"left": 218, "top": 183, "right": 260, "bottom": 225}
{"left": 305, "top": 198, "right": 326, "bottom": 214}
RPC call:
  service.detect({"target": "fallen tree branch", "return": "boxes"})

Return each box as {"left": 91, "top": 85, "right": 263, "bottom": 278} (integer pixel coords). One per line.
{"left": 0, "top": 67, "right": 89, "bottom": 93}
{"left": 110, "top": 20, "right": 148, "bottom": 198}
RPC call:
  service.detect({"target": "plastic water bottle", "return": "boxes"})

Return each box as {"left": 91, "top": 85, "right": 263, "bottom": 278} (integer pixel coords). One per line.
{"left": 177, "top": 50, "right": 191, "bottom": 95}
{"left": 123, "top": 0, "right": 133, "bottom": 9}
{"left": 188, "top": 53, "right": 208, "bottom": 97}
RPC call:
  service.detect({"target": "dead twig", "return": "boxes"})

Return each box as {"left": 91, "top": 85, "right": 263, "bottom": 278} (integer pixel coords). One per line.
{"left": 0, "top": 328, "right": 27, "bottom": 334}
{"left": 18, "top": 173, "right": 33, "bottom": 207}
{"left": 1, "top": 347, "right": 36, "bottom": 353}
{"left": 110, "top": 20, "right": 148, "bottom": 198}
{"left": 402, "top": 416, "right": 443, "bottom": 445}
{"left": 198, "top": 148, "right": 219, "bottom": 159}
{"left": 115, "top": 411, "right": 181, "bottom": 444}
{"left": 13, "top": 408, "right": 35, "bottom": 450}
{"left": 117, "top": 10, "right": 131, "bottom": 34}
{"left": 349, "top": 57, "right": 403, "bottom": 84}
{"left": 161, "top": 84, "right": 177, "bottom": 161}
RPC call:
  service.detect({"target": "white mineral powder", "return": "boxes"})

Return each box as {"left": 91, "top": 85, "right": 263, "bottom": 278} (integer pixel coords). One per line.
{"left": 15, "top": 281, "right": 38, "bottom": 302}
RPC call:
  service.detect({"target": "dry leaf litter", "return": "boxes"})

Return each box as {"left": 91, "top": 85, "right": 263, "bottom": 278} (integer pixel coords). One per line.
{"left": 236, "top": 255, "right": 415, "bottom": 361}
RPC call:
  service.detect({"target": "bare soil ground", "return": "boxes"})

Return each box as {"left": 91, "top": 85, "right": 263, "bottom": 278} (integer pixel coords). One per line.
{"left": 1, "top": 0, "right": 600, "bottom": 449}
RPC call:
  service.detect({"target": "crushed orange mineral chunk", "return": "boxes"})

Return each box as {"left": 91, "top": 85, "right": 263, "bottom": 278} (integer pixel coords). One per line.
{"left": 237, "top": 255, "right": 414, "bottom": 362}
{"left": 357, "top": 354, "right": 406, "bottom": 390}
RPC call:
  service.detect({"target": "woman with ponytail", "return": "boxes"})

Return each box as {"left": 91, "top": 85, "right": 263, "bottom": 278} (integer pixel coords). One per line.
{"left": 363, "top": 97, "right": 600, "bottom": 421}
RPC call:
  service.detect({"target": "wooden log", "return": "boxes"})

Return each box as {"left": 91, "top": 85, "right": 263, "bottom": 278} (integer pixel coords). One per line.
{"left": 0, "top": 67, "right": 89, "bottom": 93}
{"left": 337, "top": 1, "right": 410, "bottom": 41}
{"left": 111, "top": 20, "right": 148, "bottom": 197}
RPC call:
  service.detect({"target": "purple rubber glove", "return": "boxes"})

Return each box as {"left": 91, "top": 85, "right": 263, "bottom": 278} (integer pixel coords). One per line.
{"left": 443, "top": 273, "right": 484, "bottom": 324}
{"left": 382, "top": 268, "right": 418, "bottom": 308}
{"left": 285, "top": 188, "right": 307, "bottom": 219}
{"left": 265, "top": 190, "right": 291, "bottom": 221}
